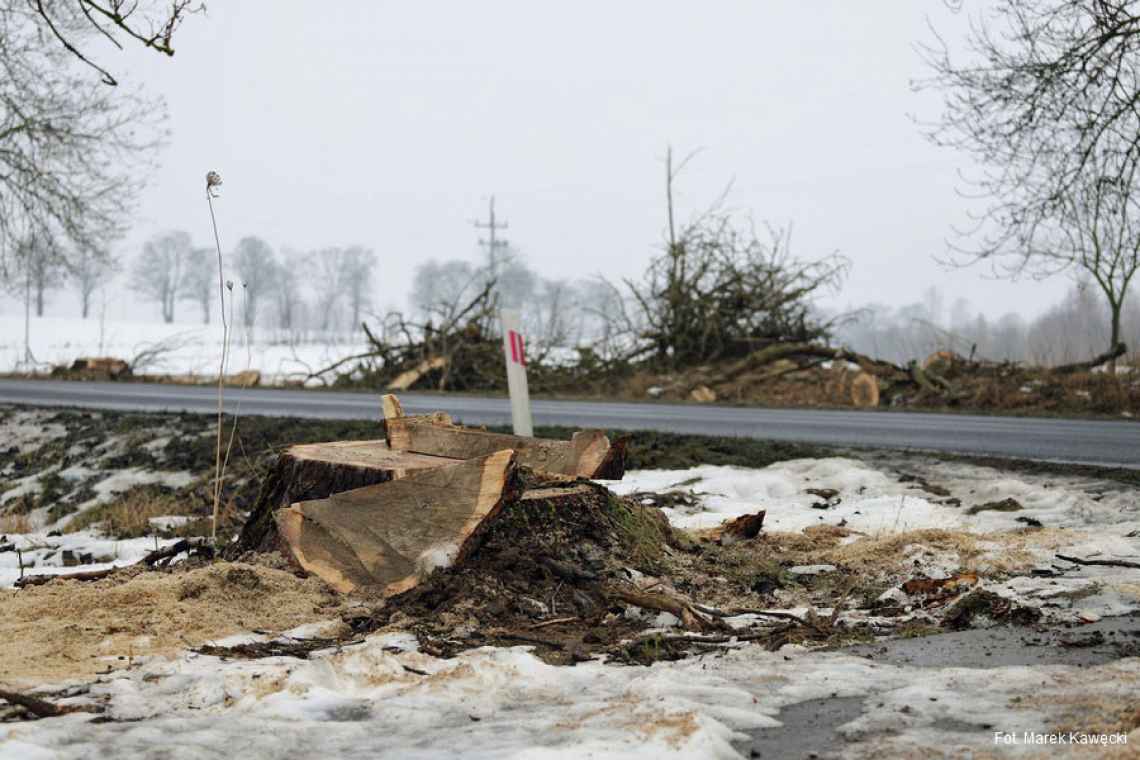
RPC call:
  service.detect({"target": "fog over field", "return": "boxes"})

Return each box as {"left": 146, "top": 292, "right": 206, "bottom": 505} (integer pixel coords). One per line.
{"left": 1, "top": 1, "right": 1074, "bottom": 332}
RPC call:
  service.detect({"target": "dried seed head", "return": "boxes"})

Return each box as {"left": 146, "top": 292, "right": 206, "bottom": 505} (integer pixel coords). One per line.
{"left": 225, "top": 279, "right": 234, "bottom": 291}
{"left": 206, "top": 171, "right": 223, "bottom": 197}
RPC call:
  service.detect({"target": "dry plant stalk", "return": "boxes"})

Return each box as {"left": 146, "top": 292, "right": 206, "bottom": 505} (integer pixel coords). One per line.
{"left": 206, "top": 170, "right": 228, "bottom": 544}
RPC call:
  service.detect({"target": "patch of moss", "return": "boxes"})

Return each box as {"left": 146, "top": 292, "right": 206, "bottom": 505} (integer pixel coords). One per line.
{"left": 602, "top": 494, "right": 670, "bottom": 572}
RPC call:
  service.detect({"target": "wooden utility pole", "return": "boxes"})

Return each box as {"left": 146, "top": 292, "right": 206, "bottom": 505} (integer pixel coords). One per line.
{"left": 473, "top": 196, "right": 510, "bottom": 280}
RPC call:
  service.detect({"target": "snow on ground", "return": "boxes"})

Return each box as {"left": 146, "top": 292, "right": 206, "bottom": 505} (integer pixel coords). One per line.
{"left": 0, "top": 530, "right": 180, "bottom": 588}
{"left": 2, "top": 632, "right": 1137, "bottom": 759}
{"left": 3, "top": 452, "right": 1139, "bottom": 757}
{"left": 0, "top": 409, "right": 198, "bottom": 532}
{"left": 606, "top": 457, "right": 1140, "bottom": 623}
{"left": 1, "top": 315, "right": 373, "bottom": 385}
{"left": 3, "top": 410, "right": 69, "bottom": 454}
{"left": 605, "top": 457, "right": 1139, "bottom": 535}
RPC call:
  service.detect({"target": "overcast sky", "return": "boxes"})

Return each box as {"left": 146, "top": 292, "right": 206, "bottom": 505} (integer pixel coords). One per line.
{"left": 19, "top": 1, "right": 1073, "bottom": 321}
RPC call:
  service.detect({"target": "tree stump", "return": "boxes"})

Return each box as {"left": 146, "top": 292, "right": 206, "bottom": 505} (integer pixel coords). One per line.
{"left": 231, "top": 440, "right": 456, "bottom": 555}
{"left": 276, "top": 450, "right": 522, "bottom": 594}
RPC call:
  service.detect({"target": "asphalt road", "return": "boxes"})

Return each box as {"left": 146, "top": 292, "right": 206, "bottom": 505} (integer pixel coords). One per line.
{"left": 1, "top": 378, "right": 1138, "bottom": 467}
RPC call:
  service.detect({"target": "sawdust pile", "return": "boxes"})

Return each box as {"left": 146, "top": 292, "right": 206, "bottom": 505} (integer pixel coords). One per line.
{"left": 0, "top": 562, "right": 342, "bottom": 685}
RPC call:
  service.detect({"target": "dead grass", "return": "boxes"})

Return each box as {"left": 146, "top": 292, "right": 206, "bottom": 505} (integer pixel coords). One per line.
{"left": 0, "top": 513, "right": 32, "bottom": 534}
{"left": 757, "top": 526, "right": 1083, "bottom": 577}
{"left": 65, "top": 486, "right": 200, "bottom": 538}
{"left": 0, "top": 560, "right": 344, "bottom": 685}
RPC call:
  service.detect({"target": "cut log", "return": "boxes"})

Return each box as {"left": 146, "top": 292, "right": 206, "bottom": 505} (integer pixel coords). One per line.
{"left": 229, "top": 369, "right": 261, "bottom": 387}
{"left": 385, "top": 415, "right": 625, "bottom": 479}
{"left": 850, "top": 371, "right": 880, "bottom": 408}
{"left": 53, "top": 356, "right": 132, "bottom": 380}
{"left": 923, "top": 351, "right": 963, "bottom": 374}
{"left": 689, "top": 385, "right": 717, "bottom": 403}
{"left": 381, "top": 393, "right": 405, "bottom": 420}
{"left": 275, "top": 450, "right": 521, "bottom": 594}
{"left": 231, "top": 440, "right": 458, "bottom": 555}
{"left": 387, "top": 356, "right": 448, "bottom": 391}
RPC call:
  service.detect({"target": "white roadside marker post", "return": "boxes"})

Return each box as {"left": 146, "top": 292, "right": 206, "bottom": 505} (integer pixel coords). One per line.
{"left": 499, "top": 310, "right": 534, "bottom": 437}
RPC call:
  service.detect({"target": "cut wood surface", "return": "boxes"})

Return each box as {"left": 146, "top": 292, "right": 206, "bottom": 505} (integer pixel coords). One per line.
{"left": 387, "top": 356, "right": 448, "bottom": 391}
{"left": 275, "top": 450, "right": 521, "bottom": 594}
{"left": 850, "top": 372, "right": 880, "bottom": 408}
{"left": 231, "top": 440, "right": 459, "bottom": 555}
{"left": 385, "top": 415, "right": 625, "bottom": 479}
{"left": 381, "top": 393, "right": 405, "bottom": 420}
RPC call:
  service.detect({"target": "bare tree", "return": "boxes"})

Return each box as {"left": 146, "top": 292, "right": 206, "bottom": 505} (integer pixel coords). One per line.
{"left": 312, "top": 247, "right": 347, "bottom": 332}
{"left": 275, "top": 247, "right": 307, "bottom": 332}
{"left": 923, "top": 1, "right": 1140, "bottom": 199}
{"left": 20, "top": 237, "right": 65, "bottom": 317}
{"left": 0, "top": 5, "right": 164, "bottom": 275}
{"left": 340, "top": 245, "right": 377, "bottom": 331}
{"left": 1056, "top": 157, "right": 1140, "bottom": 370}
{"left": 233, "top": 236, "right": 278, "bottom": 329}
{"left": 71, "top": 245, "right": 116, "bottom": 318}
{"left": 625, "top": 148, "right": 848, "bottom": 368}
{"left": 130, "top": 230, "right": 191, "bottom": 323}
{"left": 180, "top": 245, "right": 215, "bottom": 324}
{"left": 923, "top": 0, "right": 1140, "bottom": 365}
{"left": 28, "top": 0, "right": 199, "bottom": 87}
{"left": 412, "top": 259, "right": 480, "bottom": 319}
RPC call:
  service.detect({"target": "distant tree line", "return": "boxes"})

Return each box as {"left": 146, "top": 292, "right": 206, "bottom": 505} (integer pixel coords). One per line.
{"left": 833, "top": 283, "right": 1140, "bottom": 368}
{"left": 127, "top": 230, "right": 378, "bottom": 333}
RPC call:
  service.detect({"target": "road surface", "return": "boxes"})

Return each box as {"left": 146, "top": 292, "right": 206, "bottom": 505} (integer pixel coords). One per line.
{"left": 1, "top": 378, "right": 1138, "bottom": 467}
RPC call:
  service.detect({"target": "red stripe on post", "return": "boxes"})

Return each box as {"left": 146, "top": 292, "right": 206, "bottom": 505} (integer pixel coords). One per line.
{"left": 509, "top": 330, "right": 519, "bottom": 364}
{"left": 517, "top": 333, "right": 526, "bottom": 366}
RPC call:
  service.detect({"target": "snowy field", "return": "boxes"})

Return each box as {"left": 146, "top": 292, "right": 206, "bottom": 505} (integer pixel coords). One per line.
{"left": 1, "top": 315, "right": 373, "bottom": 385}
{"left": 3, "top": 447, "right": 1139, "bottom": 757}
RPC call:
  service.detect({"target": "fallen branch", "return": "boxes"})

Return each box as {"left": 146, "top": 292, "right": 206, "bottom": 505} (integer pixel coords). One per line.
{"left": 143, "top": 538, "right": 209, "bottom": 567}
{"left": 1053, "top": 343, "right": 1127, "bottom": 374}
{"left": 195, "top": 637, "right": 357, "bottom": 660}
{"left": 0, "top": 688, "right": 101, "bottom": 718}
{"left": 1055, "top": 553, "right": 1140, "bottom": 570}
{"left": 608, "top": 586, "right": 731, "bottom": 633}
{"left": 908, "top": 360, "right": 955, "bottom": 397}
{"left": 14, "top": 568, "right": 116, "bottom": 588}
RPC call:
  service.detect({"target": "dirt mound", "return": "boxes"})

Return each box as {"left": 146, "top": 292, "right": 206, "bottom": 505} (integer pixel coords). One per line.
{"left": 367, "top": 480, "right": 681, "bottom": 664}
{"left": 0, "top": 561, "right": 343, "bottom": 685}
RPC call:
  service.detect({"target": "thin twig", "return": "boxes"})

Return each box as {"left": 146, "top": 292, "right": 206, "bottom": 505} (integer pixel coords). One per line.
{"left": 1056, "top": 553, "right": 1140, "bottom": 570}
{"left": 527, "top": 616, "right": 578, "bottom": 630}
